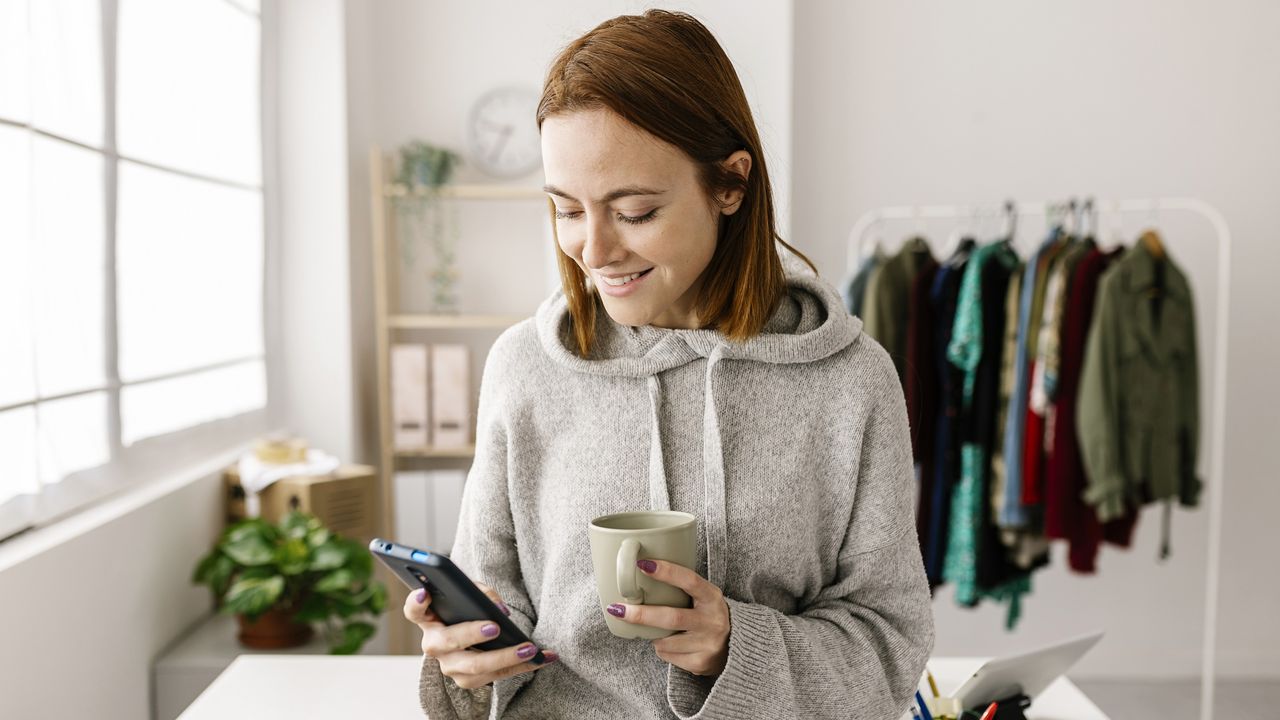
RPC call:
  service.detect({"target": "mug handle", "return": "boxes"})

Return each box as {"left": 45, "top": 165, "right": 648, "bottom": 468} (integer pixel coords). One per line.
{"left": 616, "top": 538, "right": 645, "bottom": 604}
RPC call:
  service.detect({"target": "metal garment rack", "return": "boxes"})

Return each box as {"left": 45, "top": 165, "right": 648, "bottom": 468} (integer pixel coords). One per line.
{"left": 847, "top": 198, "right": 1231, "bottom": 720}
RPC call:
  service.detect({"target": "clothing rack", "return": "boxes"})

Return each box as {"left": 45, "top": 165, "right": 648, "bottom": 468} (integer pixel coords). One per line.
{"left": 846, "top": 198, "right": 1231, "bottom": 720}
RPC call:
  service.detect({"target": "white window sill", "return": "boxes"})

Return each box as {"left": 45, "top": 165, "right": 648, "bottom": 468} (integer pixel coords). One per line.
{"left": 0, "top": 445, "right": 249, "bottom": 574}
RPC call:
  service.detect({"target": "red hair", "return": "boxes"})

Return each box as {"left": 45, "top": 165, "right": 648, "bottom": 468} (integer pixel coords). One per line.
{"left": 537, "top": 9, "right": 817, "bottom": 358}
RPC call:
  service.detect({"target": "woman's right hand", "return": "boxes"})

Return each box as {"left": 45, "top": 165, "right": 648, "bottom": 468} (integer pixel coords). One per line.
{"left": 403, "top": 583, "right": 558, "bottom": 690}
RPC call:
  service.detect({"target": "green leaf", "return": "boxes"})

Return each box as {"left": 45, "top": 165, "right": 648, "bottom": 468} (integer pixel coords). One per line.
{"left": 329, "top": 621, "right": 376, "bottom": 655}
{"left": 238, "top": 565, "right": 276, "bottom": 581}
{"left": 343, "top": 541, "right": 373, "bottom": 577}
{"left": 306, "top": 528, "right": 331, "bottom": 548}
{"left": 223, "top": 576, "right": 285, "bottom": 618}
{"left": 205, "top": 555, "right": 237, "bottom": 597}
{"left": 369, "top": 582, "right": 388, "bottom": 614}
{"left": 292, "top": 593, "right": 332, "bottom": 623}
{"left": 332, "top": 596, "right": 364, "bottom": 618}
{"left": 192, "top": 551, "right": 220, "bottom": 585}
{"left": 282, "top": 511, "right": 318, "bottom": 540}
{"left": 309, "top": 542, "right": 347, "bottom": 571}
{"left": 226, "top": 519, "right": 272, "bottom": 545}
{"left": 315, "top": 569, "right": 354, "bottom": 594}
{"left": 276, "top": 538, "right": 310, "bottom": 575}
{"left": 222, "top": 535, "right": 275, "bottom": 566}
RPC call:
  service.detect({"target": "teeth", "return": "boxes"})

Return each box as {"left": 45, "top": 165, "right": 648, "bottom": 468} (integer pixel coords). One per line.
{"left": 602, "top": 270, "right": 646, "bottom": 286}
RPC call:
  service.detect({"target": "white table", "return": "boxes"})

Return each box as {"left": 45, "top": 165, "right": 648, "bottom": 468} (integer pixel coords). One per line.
{"left": 180, "top": 655, "right": 1109, "bottom": 719}
{"left": 153, "top": 613, "right": 379, "bottom": 720}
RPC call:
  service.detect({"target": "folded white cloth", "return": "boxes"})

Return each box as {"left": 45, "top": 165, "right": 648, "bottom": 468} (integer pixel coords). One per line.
{"left": 236, "top": 449, "right": 341, "bottom": 518}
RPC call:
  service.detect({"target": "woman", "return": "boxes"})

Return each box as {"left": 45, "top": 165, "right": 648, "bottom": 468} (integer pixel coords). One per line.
{"left": 404, "top": 10, "right": 934, "bottom": 719}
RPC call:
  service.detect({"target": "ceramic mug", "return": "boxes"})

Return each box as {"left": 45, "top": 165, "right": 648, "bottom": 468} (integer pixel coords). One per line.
{"left": 587, "top": 510, "right": 698, "bottom": 639}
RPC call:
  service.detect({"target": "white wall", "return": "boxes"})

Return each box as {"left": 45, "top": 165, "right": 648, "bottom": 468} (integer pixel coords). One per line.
{"left": 792, "top": 0, "right": 1280, "bottom": 679}
{"left": 0, "top": 452, "right": 233, "bottom": 719}
{"left": 275, "top": 0, "right": 358, "bottom": 464}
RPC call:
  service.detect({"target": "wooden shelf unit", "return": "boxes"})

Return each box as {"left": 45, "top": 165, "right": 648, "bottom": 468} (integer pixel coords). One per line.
{"left": 369, "top": 147, "right": 547, "bottom": 654}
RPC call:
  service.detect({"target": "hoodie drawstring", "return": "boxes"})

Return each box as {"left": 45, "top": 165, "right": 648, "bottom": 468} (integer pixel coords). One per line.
{"left": 646, "top": 374, "right": 671, "bottom": 512}
{"left": 701, "top": 344, "right": 728, "bottom": 590}
{"left": 643, "top": 343, "right": 729, "bottom": 591}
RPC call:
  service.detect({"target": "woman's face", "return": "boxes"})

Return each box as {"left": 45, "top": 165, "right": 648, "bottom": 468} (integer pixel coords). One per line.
{"left": 541, "top": 108, "right": 748, "bottom": 329}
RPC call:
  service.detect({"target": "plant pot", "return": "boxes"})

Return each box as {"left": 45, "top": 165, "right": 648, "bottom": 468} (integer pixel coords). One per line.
{"left": 236, "top": 607, "right": 314, "bottom": 650}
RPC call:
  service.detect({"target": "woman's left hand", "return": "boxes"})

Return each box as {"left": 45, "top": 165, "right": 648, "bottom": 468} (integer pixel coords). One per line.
{"left": 606, "top": 559, "right": 731, "bottom": 677}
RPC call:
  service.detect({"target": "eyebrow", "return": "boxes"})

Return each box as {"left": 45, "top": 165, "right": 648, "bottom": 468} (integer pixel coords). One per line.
{"left": 542, "top": 184, "right": 667, "bottom": 204}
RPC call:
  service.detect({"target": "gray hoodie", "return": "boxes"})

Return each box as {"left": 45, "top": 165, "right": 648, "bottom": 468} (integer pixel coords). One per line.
{"left": 417, "top": 259, "right": 935, "bottom": 719}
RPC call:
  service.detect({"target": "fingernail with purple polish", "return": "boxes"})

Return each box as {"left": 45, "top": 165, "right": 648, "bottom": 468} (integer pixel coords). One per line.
{"left": 415, "top": 588, "right": 426, "bottom": 604}
{"left": 636, "top": 559, "right": 657, "bottom": 573}
{"left": 516, "top": 644, "right": 539, "bottom": 660}
{"left": 606, "top": 603, "right": 626, "bottom": 618}
{"left": 498, "top": 601, "right": 510, "bottom": 616}
{"left": 542, "top": 650, "right": 559, "bottom": 664}
{"left": 480, "top": 623, "right": 499, "bottom": 638}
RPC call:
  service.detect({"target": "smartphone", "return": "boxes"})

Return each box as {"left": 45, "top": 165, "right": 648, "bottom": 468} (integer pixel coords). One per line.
{"left": 369, "top": 538, "right": 546, "bottom": 663}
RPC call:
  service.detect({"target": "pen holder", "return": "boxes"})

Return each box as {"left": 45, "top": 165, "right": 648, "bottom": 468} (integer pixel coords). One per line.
{"left": 956, "top": 693, "right": 1031, "bottom": 720}
{"left": 924, "top": 695, "right": 963, "bottom": 719}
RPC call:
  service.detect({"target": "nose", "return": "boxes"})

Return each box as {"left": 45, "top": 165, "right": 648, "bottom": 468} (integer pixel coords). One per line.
{"left": 580, "top": 212, "right": 627, "bottom": 272}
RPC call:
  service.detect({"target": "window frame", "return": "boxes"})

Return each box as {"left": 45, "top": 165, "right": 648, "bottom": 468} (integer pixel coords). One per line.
{"left": 0, "top": 0, "right": 281, "bottom": 543}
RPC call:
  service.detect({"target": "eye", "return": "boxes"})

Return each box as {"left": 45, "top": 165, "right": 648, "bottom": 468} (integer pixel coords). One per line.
{"left": 618, "top": 209, "right": 659, "bottom": 225}
{"left": 554, "top": 209, "right": 582, "bottom": 221}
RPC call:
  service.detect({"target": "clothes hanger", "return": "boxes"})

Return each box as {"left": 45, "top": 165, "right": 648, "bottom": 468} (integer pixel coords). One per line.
{"left": 1139, "top": 202, "right": 1166, "bottom": 260}
{"left": 1140, "top": 228, "right": 1167, "bottom": 259}
{"left": 1046, "top": 199, "right": 1065, "bottom": 237}
{"left": 1001, "top": 199, "right": 1018, "bottom": 245}
{"left": 1080, "top": 196, "right": 1098, "bottom": 246}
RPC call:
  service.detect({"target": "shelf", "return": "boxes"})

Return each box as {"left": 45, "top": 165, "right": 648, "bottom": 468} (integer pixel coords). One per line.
{"left": 388, "top": 314, "right": 527, "bottom": 329}
{"left": 395, "top": 445, "right": 476, "bottom": 458}
{"left": 383, "top": 183, "right": 546, "bottom": 201}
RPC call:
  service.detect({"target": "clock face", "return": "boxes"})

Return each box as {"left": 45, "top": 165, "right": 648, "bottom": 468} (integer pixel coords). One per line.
{"left": 467, "top": 86, "right": 542, "bottom": 178}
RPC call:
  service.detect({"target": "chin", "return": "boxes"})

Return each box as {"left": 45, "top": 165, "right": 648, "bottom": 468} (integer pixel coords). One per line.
{"left": 598, "top": 299, "right": 653, "bottom": 328}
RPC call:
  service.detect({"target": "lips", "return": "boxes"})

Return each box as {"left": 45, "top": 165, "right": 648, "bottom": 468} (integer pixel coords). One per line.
{"left": 600, "top": 268, "right": 653, "bottom": 286}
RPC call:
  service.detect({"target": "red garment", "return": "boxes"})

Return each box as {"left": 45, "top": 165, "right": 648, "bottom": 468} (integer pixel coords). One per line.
{"left": 1021, "top": 380, "right": 1045, "bottom": 505}
{"left": 1043, "top": 247, "right": 1138, "bottom": 573}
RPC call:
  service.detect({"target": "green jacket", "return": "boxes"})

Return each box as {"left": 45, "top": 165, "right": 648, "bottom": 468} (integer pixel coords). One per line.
{"left": 1076, "top": 242, "right": 1201, "bottom": 522}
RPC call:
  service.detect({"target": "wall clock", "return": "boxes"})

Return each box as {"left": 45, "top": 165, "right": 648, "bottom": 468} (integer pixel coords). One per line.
{"left": 467, "top": 86, "right": 542, "bottom": 178}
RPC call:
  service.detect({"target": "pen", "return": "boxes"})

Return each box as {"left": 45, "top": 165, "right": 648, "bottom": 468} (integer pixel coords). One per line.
{"left": 978, "top": 701, "right": 998, "bottom": 720}
{"left": 926, "top": 668, "right": 940, "bottom": 698}
{"left": 914, "top": 690, "right": 934, "bottom": 720}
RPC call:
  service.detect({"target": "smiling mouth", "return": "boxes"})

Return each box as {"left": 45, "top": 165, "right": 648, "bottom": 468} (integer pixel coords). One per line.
{"left": 599, "top": 268, "right": 653, "bottom": 287}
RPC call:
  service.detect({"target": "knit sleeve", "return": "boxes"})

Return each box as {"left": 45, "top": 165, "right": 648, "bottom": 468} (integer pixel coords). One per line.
{"left": 1076, "top": 275, "right": 1127, "bottom": 521}
{"left": 665, "top": 355, "right": 935, "bottom": 720}
{"left": 417, "top": 331, "right": 538, "bottom": 718}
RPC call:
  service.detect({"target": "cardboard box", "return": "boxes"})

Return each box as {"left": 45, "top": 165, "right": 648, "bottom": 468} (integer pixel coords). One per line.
{"left": 224, "top": 464, "right": 379, "bottom": 542}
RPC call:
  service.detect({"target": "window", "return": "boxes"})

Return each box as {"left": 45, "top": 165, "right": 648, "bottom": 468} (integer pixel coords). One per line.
{"left": 0, "top": 0, "right": 269, "bottom": 541}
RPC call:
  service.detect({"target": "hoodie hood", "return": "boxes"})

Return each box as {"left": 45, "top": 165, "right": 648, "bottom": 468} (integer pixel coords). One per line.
{"left": 534, "top": 263, "right": 863, "bottom": 589}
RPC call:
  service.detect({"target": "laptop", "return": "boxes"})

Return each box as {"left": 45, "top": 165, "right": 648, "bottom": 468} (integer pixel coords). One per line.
{"left": 953, "top": 630, "right": 1104, "bottom": 709}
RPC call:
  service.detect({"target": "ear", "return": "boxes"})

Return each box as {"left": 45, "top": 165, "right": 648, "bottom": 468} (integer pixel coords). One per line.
{"left": 716, "top": 150, "right": 752, "bottom": 216}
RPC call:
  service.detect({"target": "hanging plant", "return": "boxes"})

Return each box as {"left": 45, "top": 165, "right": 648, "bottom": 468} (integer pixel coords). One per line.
{"left": 392, "top": 140, "right": 463, "bottom": 314}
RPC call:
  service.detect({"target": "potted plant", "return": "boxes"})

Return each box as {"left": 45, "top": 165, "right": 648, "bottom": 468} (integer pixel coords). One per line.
{"left": 392, "top": 139, "right": 464, "bottom": 314}
{"left": 192, "top": 511, "right": 387, "bottom": 654}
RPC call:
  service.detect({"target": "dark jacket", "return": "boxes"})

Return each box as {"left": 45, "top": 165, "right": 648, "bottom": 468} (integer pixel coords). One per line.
{"left": 1077, "top": 241, "right": 1202, "bottom": 524}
